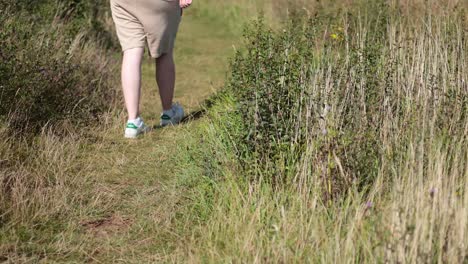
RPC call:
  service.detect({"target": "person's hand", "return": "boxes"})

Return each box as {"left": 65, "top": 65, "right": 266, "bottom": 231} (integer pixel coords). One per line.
{"left": 180, "top": 0, "right": 192, "bottom": 9}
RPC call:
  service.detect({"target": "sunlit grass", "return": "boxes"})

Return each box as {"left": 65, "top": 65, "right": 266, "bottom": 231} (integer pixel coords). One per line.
{"left": 0, "top": 0, "right": 466, "bottom": 262}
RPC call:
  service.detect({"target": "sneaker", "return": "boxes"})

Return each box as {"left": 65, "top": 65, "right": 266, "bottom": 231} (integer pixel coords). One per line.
{"left": 125, "top": 117, "right": 149, "bottom": 138}
{"left": 160, "top": 103, "right": 185, "bottom": 127}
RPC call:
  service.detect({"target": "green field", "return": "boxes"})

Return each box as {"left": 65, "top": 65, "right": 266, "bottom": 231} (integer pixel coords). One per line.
{"left": 1, "top": 0, "right": 467, "bottom": 262}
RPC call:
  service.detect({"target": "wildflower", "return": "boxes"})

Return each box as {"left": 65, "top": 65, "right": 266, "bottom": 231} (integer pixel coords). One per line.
{"left": 330, "top": 33, "right": 339, "bottom": 40}
{"left": 320, "top": 104, "right": 331, "bottom": 119}
{"left": 365, "top": 201, "right": 373, "bottom": 209}
{"left": 321, "top": 128, "right": 328, "bottom": 136}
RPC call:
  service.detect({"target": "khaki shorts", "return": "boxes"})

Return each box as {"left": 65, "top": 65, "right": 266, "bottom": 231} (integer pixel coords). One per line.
{"left": 110, "top": 0, "right": 181, "bottom": 58}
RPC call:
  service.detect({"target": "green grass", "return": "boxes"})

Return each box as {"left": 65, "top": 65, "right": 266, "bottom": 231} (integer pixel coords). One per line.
{"left": 1, "top": 0, "right": 467, "bottom": 262}
{"left": 169, "top": 1, "right": 467, "bottom": 262}
{"left": 1, "top": 1, "right": 257, "bottom": 262}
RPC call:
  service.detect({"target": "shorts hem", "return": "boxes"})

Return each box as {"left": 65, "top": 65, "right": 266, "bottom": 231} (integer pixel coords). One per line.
{"left": 122, "top": 45, "right": 146, "bottom": 53}
{"left": 149, "top": 51, "right": 163, "bottom": 59}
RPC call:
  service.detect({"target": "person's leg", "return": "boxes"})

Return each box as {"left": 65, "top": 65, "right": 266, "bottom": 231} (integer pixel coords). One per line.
{"left": 155, "top": 50, "right": 175, "bottom": 111}
{"left": 122, "top": 47, "right": 145, "bottom": 120}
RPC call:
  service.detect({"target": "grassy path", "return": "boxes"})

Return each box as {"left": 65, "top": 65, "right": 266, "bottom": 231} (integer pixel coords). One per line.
{"left": 76, "top": 11, "right": 239, "bottom": 262}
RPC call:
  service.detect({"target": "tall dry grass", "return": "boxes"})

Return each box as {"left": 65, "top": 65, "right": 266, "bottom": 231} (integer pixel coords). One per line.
{"left": 172, "top": 1, "right": 467, "bottom": 262}
{"left": 0, "top": 129, "right": 87, "bottom": 224}
{"left": 178, "top": 137, "right": 466, "bottom": 262}
{"left": 0, "top": 0, "right": 119, "bottom": 250}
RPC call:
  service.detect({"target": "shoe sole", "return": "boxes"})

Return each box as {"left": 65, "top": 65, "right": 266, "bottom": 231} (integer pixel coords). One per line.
{"left": 124, "top": 126, "right": 150, "bottom": 139}
{"left": 160, "top": 118, "right": 183, "bottom": 127}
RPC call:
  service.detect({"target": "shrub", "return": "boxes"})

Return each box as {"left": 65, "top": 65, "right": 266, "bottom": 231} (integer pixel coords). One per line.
{"left": 0, "top": 0, "right": 118, "bottom": 135}
{"left": 172, "top": 2, "right": 467, "bottom": 262}
{"left": 226, "top": 1, "right": 467, "bottom": 198}
{"left": 0, "top": 0, "right": 119, "bottom": 231}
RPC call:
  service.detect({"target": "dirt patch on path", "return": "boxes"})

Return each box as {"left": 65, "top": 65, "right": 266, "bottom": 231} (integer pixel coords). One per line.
{"left": 81, "top": 214, "right": 133, "bottom": 237}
